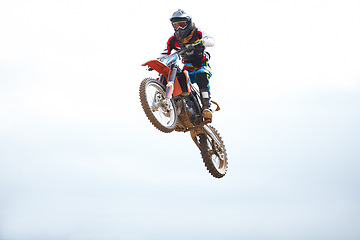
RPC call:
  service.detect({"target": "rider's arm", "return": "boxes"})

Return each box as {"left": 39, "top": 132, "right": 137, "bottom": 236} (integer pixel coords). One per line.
{"left": 202, "top": 36, "right": 215, "bottom": 47}
{"left": 198, "top": 29, "right": 215, "bottom": 48}
{"left": 158, "top": 35, "right": 178, "bottom": 59}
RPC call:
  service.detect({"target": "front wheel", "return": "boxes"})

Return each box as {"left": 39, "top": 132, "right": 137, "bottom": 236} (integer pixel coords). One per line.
{"left": 139, "top": 78, "right": 177, "bottom": 133}
{"left": 198, "top": 126, "right": 228, "bottom": 178}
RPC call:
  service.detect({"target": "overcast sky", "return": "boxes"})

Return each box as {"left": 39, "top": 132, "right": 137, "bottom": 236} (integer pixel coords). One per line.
{"left": 1, "top": 0, "right": 360, "bottom": 239}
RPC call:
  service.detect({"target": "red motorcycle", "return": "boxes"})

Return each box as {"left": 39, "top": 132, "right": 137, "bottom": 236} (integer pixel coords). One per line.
{"left": 139, "top": 45, "right": 228, "bottom": 178}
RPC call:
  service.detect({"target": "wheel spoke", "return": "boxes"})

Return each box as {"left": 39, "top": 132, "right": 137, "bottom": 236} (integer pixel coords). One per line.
{"left": 140, "top": 78, "right": 177, "bottom": 133}
{"left": 145, "top": 82, "right": 176, "bottom": 128}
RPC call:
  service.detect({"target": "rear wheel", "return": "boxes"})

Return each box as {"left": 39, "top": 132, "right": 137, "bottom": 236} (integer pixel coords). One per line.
{"left": 198, "top": 126, "right": 228, "bottom": 178}
{"left": 139, "top": 78, "right": 177, "bottom": 133}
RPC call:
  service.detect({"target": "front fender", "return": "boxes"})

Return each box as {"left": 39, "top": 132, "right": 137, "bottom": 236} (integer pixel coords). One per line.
{"left": 142, "top": 60, "right": 187, "bottom": 97}
{"left": 142, "top": 60, "right": 170, "bottom": 78}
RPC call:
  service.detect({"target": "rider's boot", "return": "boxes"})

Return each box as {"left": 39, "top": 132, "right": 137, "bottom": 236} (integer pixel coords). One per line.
{"left": 200, "top": 88, "right": 212, "bottom": 121}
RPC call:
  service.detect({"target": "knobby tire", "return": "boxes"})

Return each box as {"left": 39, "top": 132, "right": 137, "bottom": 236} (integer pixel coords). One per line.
{"left": 139, "top": 78, "right": 177, "bottom": 133}
{"left": 198, "top": 126, "right": 228, "bottom": 178}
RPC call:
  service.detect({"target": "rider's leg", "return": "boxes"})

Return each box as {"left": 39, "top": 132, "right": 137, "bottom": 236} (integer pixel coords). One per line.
{"left": 195, "top": 72, "right": 212, "bottom": 120}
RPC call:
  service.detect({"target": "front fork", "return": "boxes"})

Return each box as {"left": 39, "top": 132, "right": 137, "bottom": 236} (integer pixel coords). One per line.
{"left": 165, "top": 65, "right": 177, "bottom": 99}
{"left": 152, "top": 66, "right": 177, "bottom": 113}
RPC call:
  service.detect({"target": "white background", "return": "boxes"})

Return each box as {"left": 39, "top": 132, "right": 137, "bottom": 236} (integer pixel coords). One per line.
{"left": 1, "top": 0, "right": 359, "bottom": 239}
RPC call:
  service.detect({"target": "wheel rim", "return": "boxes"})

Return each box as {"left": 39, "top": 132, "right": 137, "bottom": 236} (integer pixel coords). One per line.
{"left": 145, "top": 82, "right": 176, "bottom": 128}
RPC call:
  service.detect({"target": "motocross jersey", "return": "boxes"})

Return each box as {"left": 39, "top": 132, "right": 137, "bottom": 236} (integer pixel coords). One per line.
{"left": 161, "top": 28, "right": 215, "bottom": 67}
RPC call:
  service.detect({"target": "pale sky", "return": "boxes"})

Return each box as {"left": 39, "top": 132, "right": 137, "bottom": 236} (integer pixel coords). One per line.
{"left": 1, "top": 0, "right": 360, "bottom": 239}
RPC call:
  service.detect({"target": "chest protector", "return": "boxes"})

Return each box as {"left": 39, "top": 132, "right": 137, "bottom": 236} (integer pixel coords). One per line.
{"left": 174, "top": 29, "right": 206, "bottom": 66}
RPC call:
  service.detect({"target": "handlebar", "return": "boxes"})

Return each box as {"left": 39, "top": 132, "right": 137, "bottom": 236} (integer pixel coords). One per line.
{"left": 158, "top": 40, "right": 203, "bottom": 61}
{"left": 178, "top": 40, "right": 203, "bottom": 55}
{"left": 146, "top": 40, "right": 203, "bottom": 71}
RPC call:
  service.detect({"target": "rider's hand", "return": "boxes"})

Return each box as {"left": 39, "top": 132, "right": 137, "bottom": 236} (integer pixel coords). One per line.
{"left": 185, "top": 43, "right": 194, "bottom": 49}
{"left": 185, "top": 40, "right": 203, "bottom": 50}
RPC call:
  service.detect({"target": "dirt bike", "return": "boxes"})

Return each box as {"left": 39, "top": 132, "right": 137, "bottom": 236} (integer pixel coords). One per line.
{"left": 139, "top": 44, "right": 228, "bottom": 178}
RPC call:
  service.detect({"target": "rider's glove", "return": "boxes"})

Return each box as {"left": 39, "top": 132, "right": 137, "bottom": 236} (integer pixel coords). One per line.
{"left": 185, "top": 39, "right": 203, "bottom": 50}
{"left": 185, "top": 43, "right": 194, "bottom": 49}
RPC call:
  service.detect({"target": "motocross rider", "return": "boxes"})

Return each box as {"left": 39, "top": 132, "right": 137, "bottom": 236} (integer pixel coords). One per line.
{"left": 160, "top": 9, "right": 215, "bottom": 120}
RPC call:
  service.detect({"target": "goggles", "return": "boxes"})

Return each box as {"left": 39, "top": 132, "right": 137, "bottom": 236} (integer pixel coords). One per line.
{"left": 172, "top": 21, "right": 188, "bottom": 30}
